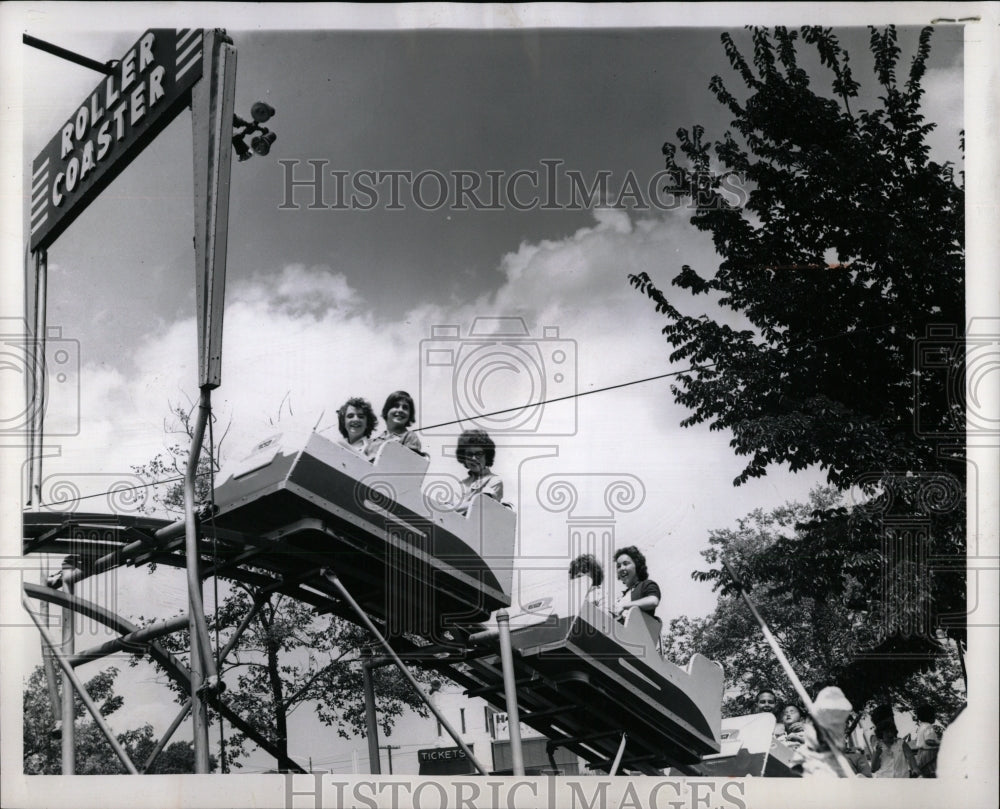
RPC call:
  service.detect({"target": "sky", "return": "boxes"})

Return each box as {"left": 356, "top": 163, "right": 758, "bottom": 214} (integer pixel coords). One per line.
{"left": 1, "top": 2, "right": 995, "bottom": 806}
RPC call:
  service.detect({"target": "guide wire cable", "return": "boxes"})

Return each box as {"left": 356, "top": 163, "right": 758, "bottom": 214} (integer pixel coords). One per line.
{"left": 33, "top": 319, "right": 903, "bottom": 509}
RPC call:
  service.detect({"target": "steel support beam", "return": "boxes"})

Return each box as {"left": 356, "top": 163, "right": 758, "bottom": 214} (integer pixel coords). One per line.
{"left": 496, "top": 609, "right": 525, "bottom": 776}
{"left": 320, "top": 567, "right": 489, "bottom": 775}
{"left": 24, "top": 582, "right": 307, "bottom": 774}
{"left": 60, "top": 562, "right": 76, "bottom": 773}
{"left": 69, "top": 615, "right": 189, "bottom": 666}
{"left": 362, "top": 653, "right": 381, "bottom": 774}
{"left": 23, "top": 594, "right": 138, "bottom": 774}
{"left": 184, "top": 388, "right": 216, "bottom": 772}
{"left": 143, "top": 699, "right": 192, "bottom": 773}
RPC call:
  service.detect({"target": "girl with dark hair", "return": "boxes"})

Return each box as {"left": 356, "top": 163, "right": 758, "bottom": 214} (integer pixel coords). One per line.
{"left": 910, "top": 704, "right": 940, "bottom": 777}
{"left": 569, "top": 553, "right": 605, "bottom": 608}
{"left": 613, "top": 545, "right": 661, "bottom": 618}
{"left": 366, "top": 390, "right": 425, "bottom": 459}
{"left": 872, "top": 719, "right": 920, "bottom": 778}
{"left": 334, "top": 397, "right": 377, "bottom": 456}
{"left": 453, "top": 429, "right": 502, "bottom": 515}
{"left": 569, "top": 553, "right": 604, "bottom": 587}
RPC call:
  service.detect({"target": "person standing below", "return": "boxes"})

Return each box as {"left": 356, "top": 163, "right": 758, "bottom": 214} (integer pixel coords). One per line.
{"left": 777, "top": 704, "right": 809, "bottom": 752}
{"left": 871, "top": 719, "right": 920, "bottom": 778}
{"left": 333, "top": 397, "right": 377, "bottom": 457}
{"left": 452, "top": 429, "right": 503, "bottom": 515}
{"left": 366, "top": 390, "right": 425, "bottom": 459}
{"left": 909, "top": 704, "right": 941, "bottom": 777}
{"left": 612, "top": 545, "right": 660, "bottom": 619}
{"left": 755, "top": 688, "right": 780, "bottom": 717}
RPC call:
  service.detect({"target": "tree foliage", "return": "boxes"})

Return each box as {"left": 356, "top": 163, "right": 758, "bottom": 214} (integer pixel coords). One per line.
{"left": 662, "top": 489, "right": 966, "bottom": 720}
{"left": 23, "top": 665, "right": 211, "bottom": 774}
{"left": 131, "top": 399, "right": 224, "bottom": 518}
{"left": 143, "top": 587, "right": 431, "bottom": 771}
{"left": 631, "top": 26, "right": 965, "bottom": 663}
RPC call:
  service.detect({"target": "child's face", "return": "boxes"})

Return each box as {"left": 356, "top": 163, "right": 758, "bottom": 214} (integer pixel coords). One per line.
{"left": 782, "top": 706, "right": 802, "bottom": 725}
{"left": 461, "top": 447, "right": 487, "bottom": 475}
{"left": 385, "top": 399, "right": 411, "bottom": 433}
{"left": 344, "top": 406, "right": 367, "bottom": 442}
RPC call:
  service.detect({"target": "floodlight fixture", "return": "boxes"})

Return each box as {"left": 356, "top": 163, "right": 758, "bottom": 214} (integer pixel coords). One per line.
{"left": 251, "top": 131, "right": 277, "bottom": 156}
{"left": 231, "top": 101, "right": 278, "bottom": 162}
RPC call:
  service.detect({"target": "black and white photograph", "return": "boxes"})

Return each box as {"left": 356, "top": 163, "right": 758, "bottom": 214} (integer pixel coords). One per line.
{"left": 1, "top": 3, "right": 997, "bottom": 808}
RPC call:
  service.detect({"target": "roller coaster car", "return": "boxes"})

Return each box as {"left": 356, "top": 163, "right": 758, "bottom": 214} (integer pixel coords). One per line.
{"left": 463, "top": 586, "right": 724, "bottom": 771}
{"left": 212, "top": 429, "right": 516, "bottom": 631}
{"left": 676, "top": 713, "right": 802, "bottom": 777}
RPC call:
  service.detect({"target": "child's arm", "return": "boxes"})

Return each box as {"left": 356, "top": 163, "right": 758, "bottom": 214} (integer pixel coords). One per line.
{"left": 870, "top": 742, "right": 883, "bottom": 773}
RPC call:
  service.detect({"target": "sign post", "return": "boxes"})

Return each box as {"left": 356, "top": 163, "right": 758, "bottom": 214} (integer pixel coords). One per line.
{"left": 191, "top": 29, "right": 237, "bottom": 390}
{"left": 185, "top": 28, "right": 238, "bottom": 772}
{"left": 25, "top": 27, "right": 238, "bottom": 774}
{"left": 25, "top": 28, "right": 207, "bottom": 507}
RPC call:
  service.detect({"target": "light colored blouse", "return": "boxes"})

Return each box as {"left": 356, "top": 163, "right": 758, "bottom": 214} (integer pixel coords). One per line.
{"left": 454, "top": 470, "right": 503, "bottom": 514}
{"left": 365, "top": 429, "right": 424, "bottom": 460}
{"left": 336, "top": 435, "right": 370, "bottom": 457}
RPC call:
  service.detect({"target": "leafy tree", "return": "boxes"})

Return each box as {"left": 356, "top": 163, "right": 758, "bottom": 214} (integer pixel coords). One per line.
{"left": 131, "top": 401, "right": 430, "bottom": 772}
{"left": 23, "top": 665, "right": 211, "bottom": 774}
{"left": 631, "top": 26, "right": 965, "bottom": 680}
{"left": 131, "top": 399, "right": 225, "bottom": 517}
{"left": 662, "top": 488, "right": 966, "bottom": 722}
{"left": 144, "top": 587, "right": 431, "bottom": 771}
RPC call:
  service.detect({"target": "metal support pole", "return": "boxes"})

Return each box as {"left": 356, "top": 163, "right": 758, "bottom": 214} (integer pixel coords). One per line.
{"left": 184, "top": 387, "right": 217, "bottom": 773}
{"left": 496, "top": 609, "right": 525, "bottom": 776}
{"left": 70, "top": 615, "right": 189, "bottom": 666}
{"left": 60, "top": 560, "right": 76, "bottom": 774}
{"left": 362, "top": 654, "right": 381, "bottom": 774}
{"left": 608, "top": 733, "right": 628, "bottom": 775}
{"left": 60, "top": 516, "right": 196, "bottom": 592}
{"left": 320, "top": 567, "right": 488, "bottom": 775}
{"left": 24, "top": 581, "right": 308, "bottom": 774}
{"left": 724, "top": 560, "right": 855, "bottom": 777}
{"left": 23, "top": 595, "right": 138, "bottom": 773}
{"left": 39, "top": 573, "right": 61, "bottom": 727}
{"left": 22, "top": 34, "right": 116, "bottom": 75}
{"left": 143, "top": 699, "right": 192, "bottom": 773}
{"left": 27, "top": 249, "right": 47, "bottom": 507}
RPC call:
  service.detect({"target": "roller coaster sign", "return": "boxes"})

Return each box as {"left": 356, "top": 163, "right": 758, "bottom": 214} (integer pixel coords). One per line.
{"left": 29, "top": 29, "right": 204, "bottom": 252}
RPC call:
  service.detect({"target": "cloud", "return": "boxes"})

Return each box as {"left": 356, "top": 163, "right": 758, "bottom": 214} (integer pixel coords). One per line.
{"left": 43, "top": 206, "right": 825, "bottom": 627}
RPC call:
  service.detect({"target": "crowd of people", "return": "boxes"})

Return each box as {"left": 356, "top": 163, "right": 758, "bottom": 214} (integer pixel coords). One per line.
{"left": 753, "top": 687, "right": 942, "bottom": 778}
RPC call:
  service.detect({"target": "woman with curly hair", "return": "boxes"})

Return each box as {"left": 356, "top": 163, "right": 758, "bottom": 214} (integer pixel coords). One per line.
{"left": 613, "top": 545, "right": 661, "bottom": 618}
{"left": 334, "top": 396, "right": 378, "bottom": 457}
{"left": 453, "top": 429, "right": 503, "bottom": 515}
